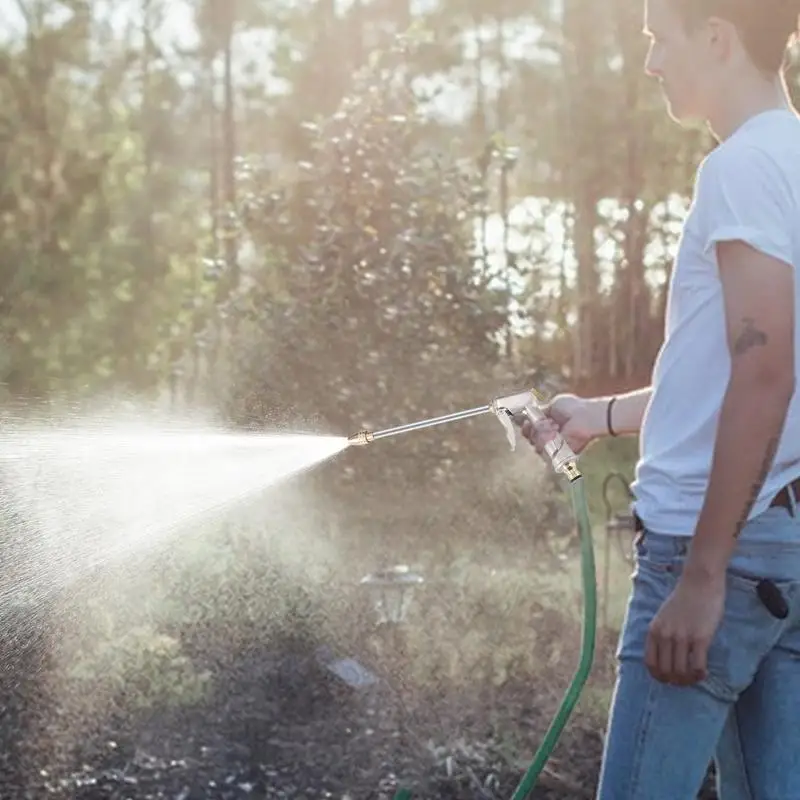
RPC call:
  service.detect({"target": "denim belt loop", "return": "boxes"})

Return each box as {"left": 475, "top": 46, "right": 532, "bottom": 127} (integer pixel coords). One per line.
{"left": 789, "top": 483, "right": 798, "bottom": 518}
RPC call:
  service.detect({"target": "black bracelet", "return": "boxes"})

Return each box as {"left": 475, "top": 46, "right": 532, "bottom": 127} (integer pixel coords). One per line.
{"left": 607, "top": 396, "right": 618, "bottom": 437}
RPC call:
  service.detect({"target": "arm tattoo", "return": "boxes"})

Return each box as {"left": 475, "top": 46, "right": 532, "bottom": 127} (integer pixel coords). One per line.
{"left": 734, "top": 434, "right": 781, "bottom": 538}
{"left": 733, "top": 317, "right": 768, "bottom": 356}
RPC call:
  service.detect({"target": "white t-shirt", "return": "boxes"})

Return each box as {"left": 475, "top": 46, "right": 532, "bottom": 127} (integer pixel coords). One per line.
{"left": 632, "top": 108, "right": 800, "bottom": 537}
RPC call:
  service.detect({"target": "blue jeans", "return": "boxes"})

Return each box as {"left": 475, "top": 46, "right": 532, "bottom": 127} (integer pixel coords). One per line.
{"left": 597, "top": 505, "right": 800, "bottom": 799}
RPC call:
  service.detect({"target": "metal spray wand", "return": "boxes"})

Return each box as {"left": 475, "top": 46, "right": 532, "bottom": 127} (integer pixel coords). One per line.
{"left": 347, "top": 387, "right": 597, "bottom": 799}
{"left": 348, "top": 388, "right": 581, "bottom": 482}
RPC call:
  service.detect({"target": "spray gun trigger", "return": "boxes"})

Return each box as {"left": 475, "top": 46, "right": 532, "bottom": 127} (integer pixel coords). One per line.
{"left": 495, "top": 408, "right": 518, "bottom": 451}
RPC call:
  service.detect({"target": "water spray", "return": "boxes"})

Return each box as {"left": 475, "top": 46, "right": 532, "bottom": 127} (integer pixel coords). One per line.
{"left": 349, "top": 387, "right": 597, "bottom": 800}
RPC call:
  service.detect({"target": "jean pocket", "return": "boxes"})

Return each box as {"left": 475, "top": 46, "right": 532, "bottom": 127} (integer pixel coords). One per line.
{"left": 702, "top": 570, "right": 787, "bottom": 700}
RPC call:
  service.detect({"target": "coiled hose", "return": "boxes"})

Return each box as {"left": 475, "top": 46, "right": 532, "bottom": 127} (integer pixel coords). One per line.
{"left": 394, "top": 473, "right": 597, "bottom": 800}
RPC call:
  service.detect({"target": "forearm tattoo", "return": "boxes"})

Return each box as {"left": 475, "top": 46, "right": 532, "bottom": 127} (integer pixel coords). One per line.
{"left": 733, "top": 317, "right": 768, "bottom": 356}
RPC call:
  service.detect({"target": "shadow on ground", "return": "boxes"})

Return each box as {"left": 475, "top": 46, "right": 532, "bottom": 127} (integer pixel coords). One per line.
{"left": 0, "top": 619, "right": 723, "bottom": 800}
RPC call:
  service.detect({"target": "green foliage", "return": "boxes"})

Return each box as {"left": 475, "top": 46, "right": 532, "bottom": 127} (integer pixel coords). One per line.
{"left": 68, "top": 624, "right": 212, "bottom": 711}
{"left": 403, "top": 561, "right": 579, "bottom": 692}
{"left": 2, "top": 1, "right": 796, "bottom": 402}
{"left": 225, "top": 35, "right": 508, "bottom": 482}
{"left": 0, "top": 7, "right": 211, "bottom": 398}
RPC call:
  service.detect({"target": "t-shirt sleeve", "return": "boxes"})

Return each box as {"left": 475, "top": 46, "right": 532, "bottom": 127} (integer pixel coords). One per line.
{"left": 694, "top": 145, "right": 794, "bottom": 268}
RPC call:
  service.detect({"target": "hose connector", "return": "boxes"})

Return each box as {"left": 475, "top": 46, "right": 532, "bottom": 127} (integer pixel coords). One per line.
{"left": 347, "top": 430, "right": 374, "bottom": 446}
{"left": 560, "top": 459, "right": 582, "bottom": 482}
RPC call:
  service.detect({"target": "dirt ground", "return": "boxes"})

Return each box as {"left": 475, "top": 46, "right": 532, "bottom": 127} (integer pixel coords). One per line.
{"left": 0, "top": 621, "right": 722, "bottom": 800}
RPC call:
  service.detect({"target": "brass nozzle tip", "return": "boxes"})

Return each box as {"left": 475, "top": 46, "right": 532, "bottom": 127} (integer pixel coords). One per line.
{"left": 347, "top": 430, "right": 374, "bottom": 446}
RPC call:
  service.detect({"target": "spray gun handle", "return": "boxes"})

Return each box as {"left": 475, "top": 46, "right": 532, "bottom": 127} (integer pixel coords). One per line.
{"left": 521, "top": 403, "right": 580, "bottom": 480}
{"left": 491, "top": 389, "right": 582, "bottom": 482}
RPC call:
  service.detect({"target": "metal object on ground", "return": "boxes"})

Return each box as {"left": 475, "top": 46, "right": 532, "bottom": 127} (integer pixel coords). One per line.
{"left": 360, "top": 565, "right": 424, "bottom": 626}
{"left": 608, "top": 511, "right": 637, "bottom": 563}
{"left": 600, "top": 471, "right": 636, "bottom": 631}
{"left": 314, "top": 646, "right": 381, "bottom": 689}
{"left": 325, "top": 657, "right": 380, "bottom": 688}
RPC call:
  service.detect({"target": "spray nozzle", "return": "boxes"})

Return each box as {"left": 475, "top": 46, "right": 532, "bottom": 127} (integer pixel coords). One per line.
{"left": 347, "top": 430, "right": 374, "bottom": 446}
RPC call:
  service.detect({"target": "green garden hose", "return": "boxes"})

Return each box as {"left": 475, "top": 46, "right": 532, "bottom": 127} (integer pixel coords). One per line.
{"left": 392, "top": 473, "right": 597, "bottom": 800}
{"left": 509, "top": 473, "right": 597, "bottom": 799}
{"left": 352, "top": 390, "right": 598, "bottom": 800}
